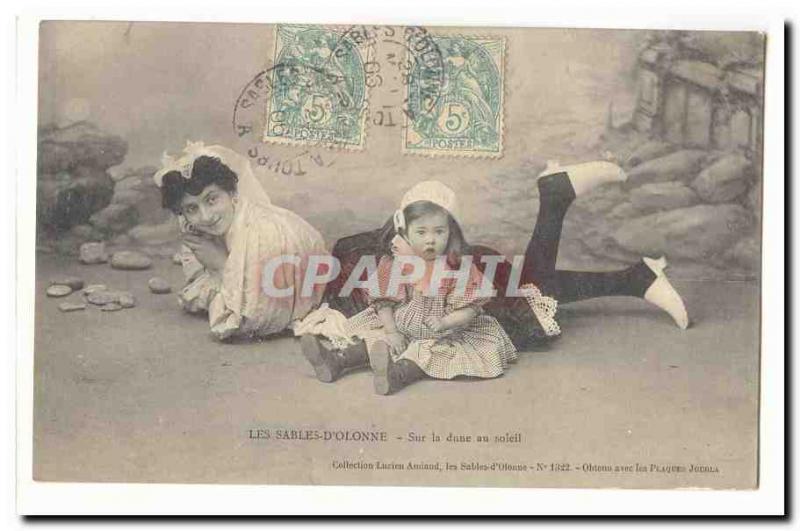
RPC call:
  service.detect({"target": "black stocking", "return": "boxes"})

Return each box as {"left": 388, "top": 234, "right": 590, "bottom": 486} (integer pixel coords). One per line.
{"left": 520, "top": 172, "right": 655, "bottom": 303}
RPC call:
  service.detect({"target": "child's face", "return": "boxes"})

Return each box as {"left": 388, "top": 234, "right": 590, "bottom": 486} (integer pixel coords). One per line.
{"left": 406, "top": 211, "right": 450, "bottom": 261}
{"left": 179, "top": 183, "right": 237, "bottom": 236}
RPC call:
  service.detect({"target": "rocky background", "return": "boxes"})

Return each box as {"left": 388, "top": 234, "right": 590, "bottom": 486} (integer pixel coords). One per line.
{"left": 473, "top": 133, "right": 761, "bottom": 281}
{"left": 562, "top": 129, "right": 760, "bottom": 280}
{"left": 37, "top": 121, "right": 179, "bottom": 260}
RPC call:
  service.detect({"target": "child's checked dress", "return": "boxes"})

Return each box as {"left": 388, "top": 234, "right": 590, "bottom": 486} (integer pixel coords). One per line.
{"left": 344, "top": 256, "right": 518, "bottom": 379}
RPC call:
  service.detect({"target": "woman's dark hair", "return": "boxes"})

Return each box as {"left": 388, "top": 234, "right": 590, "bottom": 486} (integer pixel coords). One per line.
{"left": 378, "top": 200, "right": 468, "bottom": 263}
{"left": 160, "top": 155, "right": 239, "bottom": 214}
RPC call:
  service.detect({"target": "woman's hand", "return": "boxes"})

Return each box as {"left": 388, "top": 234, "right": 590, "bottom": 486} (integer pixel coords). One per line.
{"left": 384, "top": 331, "right": 408, "bottom": 356}
{"left": 183, "top": 234, "right": 228, "bottom": 273}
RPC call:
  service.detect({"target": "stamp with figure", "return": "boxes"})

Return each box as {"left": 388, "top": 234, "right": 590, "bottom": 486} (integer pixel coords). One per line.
{"left": 263, "top": 25, "right": 371, "bottom": 150}
{"left": 403, "top": 35, "right": 505, "bottom": 158}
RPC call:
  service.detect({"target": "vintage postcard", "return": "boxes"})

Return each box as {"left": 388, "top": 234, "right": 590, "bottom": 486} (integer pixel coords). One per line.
{"left": 27, "top": 20, "right": 766, "bottom": 493}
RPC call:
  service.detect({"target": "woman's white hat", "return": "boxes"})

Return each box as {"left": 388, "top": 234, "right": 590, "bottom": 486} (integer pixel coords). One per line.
{"left": 152, "top": 141, "right": 272, "bottom": 207}
{"left": 394, "top": 180, "right": 459, "bottom": 232}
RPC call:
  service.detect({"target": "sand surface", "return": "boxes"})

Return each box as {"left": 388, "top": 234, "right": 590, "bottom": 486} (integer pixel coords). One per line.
{"left": 32, "top": 253, "right": 760, "bottom": 489}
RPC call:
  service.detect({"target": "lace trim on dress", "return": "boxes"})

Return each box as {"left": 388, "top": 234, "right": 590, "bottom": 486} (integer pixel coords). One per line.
{"left": 519, "top": 283, "right": 561, "bottom": 337}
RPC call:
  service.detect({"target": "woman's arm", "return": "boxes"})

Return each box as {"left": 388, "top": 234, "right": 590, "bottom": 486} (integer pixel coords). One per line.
{"left": 183, "top": 233, "right": 228, "bottom": 273}
{"left": 178, "top": 244, "right": 223, "bottom": 314}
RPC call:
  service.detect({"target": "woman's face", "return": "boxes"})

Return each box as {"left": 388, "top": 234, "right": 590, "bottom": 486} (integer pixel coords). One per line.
{"left": 406, "top": 211, "right": 450, "bottom": 261}
{"left": 179, "top": 184, "right": 237, "bottom": 236}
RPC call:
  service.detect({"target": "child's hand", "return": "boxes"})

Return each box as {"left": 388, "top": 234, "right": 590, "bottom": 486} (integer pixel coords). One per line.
{"left": 426, "top": 308, "right": 477, "bottom": 333}
{"left": 424, "top": 316, "right": 446, "bottom": 333}
{"left": 183, "top": 234, "right": 228, "bottom": 273}
{"left": 384, "top": 331, "right": 408, "bottom": 355}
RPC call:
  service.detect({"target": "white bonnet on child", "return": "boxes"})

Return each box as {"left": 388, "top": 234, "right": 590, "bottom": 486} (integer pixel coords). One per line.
{"left": 394, "top": 180, "right": 460, "bottom": 233}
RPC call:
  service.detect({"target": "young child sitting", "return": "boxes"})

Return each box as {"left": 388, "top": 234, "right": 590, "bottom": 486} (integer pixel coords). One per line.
{"left": 300, "top": 181, "right": 517, "bottom": 395}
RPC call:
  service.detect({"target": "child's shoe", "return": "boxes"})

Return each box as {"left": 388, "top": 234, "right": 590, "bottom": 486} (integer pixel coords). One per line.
{"left": 300, "top": 336, "right": 369, "bottom": 383}
{"left": 369, "top": 341, "right": 426, "bottom": 395}
{"left": 300, "top": 335, "right": 341, "bottom": 382}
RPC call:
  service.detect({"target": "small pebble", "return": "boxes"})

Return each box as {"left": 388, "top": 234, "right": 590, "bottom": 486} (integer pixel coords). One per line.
{"left": 110, "top": 250, "right": 152, "bottom": 270}
{"left": 87, "top": 291, "right": 120, "bottom": 306}
{"left": 58, "top": 302, "right": 86, "bottom": 312}
{"left": 49, "top": 276, "right": 84, "bottom": 290}
{"left": 46, "top": 285, "right": 73, "bottom": 297}
{"left": 118, "top": 292, "right": 136, "bottom": 308}
{"left": 83, "top": 284, "right": 108, "bottom": 296}
{"left": 101, "top": 302, "right": 123, "bottom": 312}
{"left": 172, "top": 252, "right": 183, "bottom": 265}
{"left": 79, "top": 242, "right": 108, "bottom": 264}
{"left": 148, "top": 277, "right": 172, "bottom": 294}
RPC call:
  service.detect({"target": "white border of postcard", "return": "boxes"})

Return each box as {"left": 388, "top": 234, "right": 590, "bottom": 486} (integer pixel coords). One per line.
{"left": 9, "top": 0, "right": 787, "bottom": 517}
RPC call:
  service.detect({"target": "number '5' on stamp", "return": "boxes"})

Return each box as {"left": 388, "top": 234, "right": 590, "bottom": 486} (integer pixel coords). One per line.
{"left": 403, "top": 35, "right": 506, "bottom": 158}
{"left": 263, "top": 25, "right": 371, "bottom": 150}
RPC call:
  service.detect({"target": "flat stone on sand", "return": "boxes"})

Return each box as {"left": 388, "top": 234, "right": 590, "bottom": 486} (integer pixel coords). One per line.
{"left": 110, "top": 251, "right": 152, "bottom": 270}
{"left": 148, "top": 277, "right": 172, "bottom": 294}
{"left": 101, "top": 302, "right": 123, "bottom": 312}
{"left": 49, "top": 276, "right": 85, "bottom": 290}
{"left": 46, "top": 285, "right": 73, "bottom": 297}
{"left": 58, "top": 302, "right": 87, "bottom": 312}
{"left": 87, "top": 290, "right": 120, "bottom": 306}
{"left": 82, "top": 284, "right": 108, "bottom": 296}
{"left": 79, "top": 242, "right": 108, "bottom": 265}
{"left": 118, "top": 292, "right": 136, "bottom": 308}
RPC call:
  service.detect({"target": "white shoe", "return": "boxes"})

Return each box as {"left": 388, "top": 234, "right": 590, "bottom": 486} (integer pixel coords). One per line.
{"left": 539, "top": 160, "right": 628, "bottom": 197}
{"left": 643, "top": 256, "right": 690, "bottom": 330}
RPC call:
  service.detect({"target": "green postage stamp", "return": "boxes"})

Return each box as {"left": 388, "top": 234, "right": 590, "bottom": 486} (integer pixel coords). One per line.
{"left": 263, "top": 25, "right": 370, "bottom": 150}
{"left": 403, "top": 35, "right": 506, "bottom": 158}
